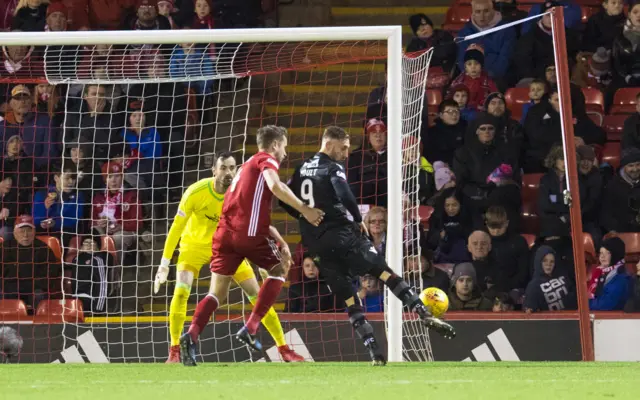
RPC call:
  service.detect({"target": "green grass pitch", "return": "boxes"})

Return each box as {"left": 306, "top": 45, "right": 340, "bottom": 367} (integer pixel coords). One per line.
{"left": 2, "top": 362, "right": 639, "bottom": 400}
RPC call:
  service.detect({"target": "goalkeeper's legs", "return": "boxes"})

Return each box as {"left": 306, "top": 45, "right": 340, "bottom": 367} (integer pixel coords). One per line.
{"left": 168, "top": 270, "right": 194, "bottom": 352}
{"left": 180, "top": 273, "right": 231, "bottom": 366}
{"left": 235, "top": 262, "right": 304, "bottom": 362}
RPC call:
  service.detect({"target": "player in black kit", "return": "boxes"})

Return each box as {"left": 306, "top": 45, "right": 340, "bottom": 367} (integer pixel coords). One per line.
{"left": 281, "top": 126, "right": 455, "bottom": 366}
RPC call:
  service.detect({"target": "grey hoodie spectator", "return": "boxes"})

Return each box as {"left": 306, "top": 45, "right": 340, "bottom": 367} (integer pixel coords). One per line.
{"left": 448, "top": 262, "right": 493, "bottom": 311}
{"left": 600, "top": 148, "right": 640, "bottom": 233}
{"left": 524, "top": 245, "right": 576, "bottom": 312}
{"left": 0, "top": 85, "right": 60, "bottom": 167}
{"left": 406, "top": 14, "right": 456, "bottom": 72}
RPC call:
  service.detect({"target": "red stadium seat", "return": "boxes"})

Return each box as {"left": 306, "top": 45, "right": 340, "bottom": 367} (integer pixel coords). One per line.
{"left": 65, "top": 235, "right": 82, "bottom": 263}
{"left": 0, "top": 300, "right": 28, "bottom": 318}
{"left": 426, "top": 90, "right": 443, "bottom": 120}
{"left": 418, "top": 206, "right": 435, "bottom": 227}
{"left": 603, "top": 115, "right": 627, "bottom": 142}
{"left": 610, "top": 88, "right": 640, "bottom": 115}
{"left": 520, "top": 174, "right": 542, "bottom": 235}
{"left": 36, "top": 299, "right": 84, "bottom": 321}
{"left": 581, "top": 6, "right": 598, "bottom": 22}
{"left": 101, "top": 236, "right": 119, "bottom": 264}
{"left": 442, "top": 23, "right": 465, "bottom": 35}
{"left": 0, "top": 237, "right": 3, "bottom": 246}
{"left": 445, "top": 4, "right": 471, "bottom": 25}
{"left": 601, "top": 142, "right": 621, "bottom": 170}
{"left": 426, "top": 66, "right": 451, "bottom": 90}
{"left": 583, "top": 87, "right": 604, "bottom": 125}
{"left": 521, "top": 204, "right": 540, "bottom": 235}
{"left": 583, "top": 232, "right": 597, "bottom": 266}
{"left": 36, "top": 236, "right": 62, "bottom": 262}
{"left": 521, "top": 234, "right": 536, "bottom": 249}
{"left": 505, "top": 87, "right": 530, "bottom": 121}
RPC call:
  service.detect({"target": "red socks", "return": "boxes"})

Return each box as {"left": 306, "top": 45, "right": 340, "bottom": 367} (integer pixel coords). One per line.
{"left": 245, "top": 277, "right": 285, "bottom": 334}
{"left": 188, "top": 294, "right": 219, "bottom": 342}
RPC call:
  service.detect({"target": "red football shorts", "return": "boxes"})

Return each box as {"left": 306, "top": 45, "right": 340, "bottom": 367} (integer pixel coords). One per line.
{"left": 210, "top": 228, "right": 282, "bottom": 276}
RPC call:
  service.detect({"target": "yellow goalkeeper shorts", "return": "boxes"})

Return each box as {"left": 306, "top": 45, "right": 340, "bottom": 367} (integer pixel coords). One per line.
{"left": 177, "top": 247, "right": 255, "bottom": 283}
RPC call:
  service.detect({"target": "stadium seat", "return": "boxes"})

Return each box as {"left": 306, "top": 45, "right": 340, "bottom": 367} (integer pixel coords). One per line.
{"left": 36, "top": 299, "right": 84, "bottom": 321}
{"left": 36, "top": 236, "right": 62, "bottom": 262}
{"left": 521, "top": 203, "right": 540, "bottom": 235}
{"left": 610, "top": 88, "right": 639, "bottom": 115}
{"left": 505, "top": 87, "right": 530, "bottom": 121}
{"left": 0, "top": 237, "right": 3, "bottom": 246}
{"left": 583, "top": 232, "right": 597, "bottom": 266}
{"left": 101, "top": 236, "right": 119, "bottom": 264}
{"left": 521, "top": 233, "right": 536, "bottom": 249}
{"left": 521, "top": 173, "right": 543, "bottom": 209}
{"left": 65, "top": 235, "right": 82, "bottom": 263}
{"left": 445, "top": 4, "right": 471, "bottom": 25}
{"left": 418, "top": 205, "right": 435, "bottom": 227}
{"left": 0, "top": 300, "right": 28, "bottom": 318}
{"left": 603, "top": 115, "right": 626, "bottom": 142}
{"left": 583, "top": 87, "right": 604, "bottom": 125}
{"left": 427, "top": 66, "right": 450, "bottom": 90}
{"left": 426, "top": 90, "right": 443, "bottom": 120}
{"left": 442, "top": 23, "right": 465, "bottom": 35}
{"left": 601, "top": 142, "right": 621, "bottom": 170}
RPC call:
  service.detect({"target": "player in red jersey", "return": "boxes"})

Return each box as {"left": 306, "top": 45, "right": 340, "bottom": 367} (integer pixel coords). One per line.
{"left": 180, "top": 125, "right": 324, "bottom": 366}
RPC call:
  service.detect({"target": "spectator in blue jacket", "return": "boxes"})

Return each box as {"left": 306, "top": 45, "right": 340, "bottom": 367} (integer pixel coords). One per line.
{"left": 118, "top": 107, "right": 163, "bottom": 160}
{"left": 456, "top": 0, "right": 516, "bottom": 81}
{"left": 588, "top": 237, "right": 634, "bottom": 311}
{"left": 521, "top": 0, "right": 583, "bottom": 34}
{"left": 33, "top": 164, "right": 86, "bottom": 244}
{"left": 0, "top": 85, "right": 61, "bottom": 167}
{"left": 169, "top": 40, "right": 215, "bottom": 95}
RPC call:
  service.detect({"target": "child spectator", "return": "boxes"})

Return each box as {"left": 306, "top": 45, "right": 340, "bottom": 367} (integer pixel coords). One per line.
{"left": 357, "top": 275, "right": 384, "bottom": 312}
{"left": 169, "top": 38, "right": 215, "bottom": 95}
{"left": 585, "top": 48, "right": 614, "bottom": 90}
{"left": 588, "top": 236, "right": 633, "bottom": 310}
{"left": 91, "top": 162, "right": 143, "bottom": 253}
{"left": 448, "top": 262, "right": 493, "bottom": 311}
{"left": 427, "top": 187, "right": 472, "bottom": 264}
{"left": 33, "top": 164, "right": 86, "bottom": 244}
{"left": 448, "top": 45, "right": 497, "bottom": 111}
{"left": 622, "top": 92, "right": 640, "bottom": 150}
{"left": 11, "top": 0, "right": 47, "bottom": 31}
{"left": 583, "top": 0, "right": 626, "bottom": 52}
{"left": 157, "top": 0, "right": 177, "bottom": 29}
{"left": 71, "top": 236, "right": 116, "bottom": 314}
{"left": 426, "top": 161, "right": 456, "bottom": 206}
{"left": 287, "top": 255, "right": 335, "bottom": 313}
{"left": 424, "top": 99, "right": 466, "bottom": 166}
{"left": 406, "top": 13, "right": 456, "bottom": 72}
{"left": 448, "top": 84, "right": 476, "bottom": 122}
{"left": 192, "top": 0, "right": 213, "bottom": 29}
{"left": 524, "top": 245, "right": 577, "bottom": 312}
{"left": 364, "top": 206, "right": 386, "bottom": 258}
{"left": 520, "top": 79, "right": 547, "bottom": 124}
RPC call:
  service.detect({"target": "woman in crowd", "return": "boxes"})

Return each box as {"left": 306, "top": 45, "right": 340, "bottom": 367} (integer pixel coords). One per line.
{"left": 427, "top": 187, "right": 472, "bottom": 264}
{"left": 364, "top": 206, "right": 387, "bottom": 258}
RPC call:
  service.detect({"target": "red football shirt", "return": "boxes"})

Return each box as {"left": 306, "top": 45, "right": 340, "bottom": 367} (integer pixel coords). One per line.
{"left": 221, "top": 151, "right": 280, "bottom": 237}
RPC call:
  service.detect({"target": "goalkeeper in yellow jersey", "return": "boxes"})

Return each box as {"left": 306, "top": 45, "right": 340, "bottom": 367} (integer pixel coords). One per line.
{"left": 153, "top": 152, "right": 304, "bottom": 363}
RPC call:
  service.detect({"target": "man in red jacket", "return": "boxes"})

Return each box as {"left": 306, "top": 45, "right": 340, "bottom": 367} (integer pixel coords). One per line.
{"left": 91, "top": 162, "right": 143, "bottom": 252}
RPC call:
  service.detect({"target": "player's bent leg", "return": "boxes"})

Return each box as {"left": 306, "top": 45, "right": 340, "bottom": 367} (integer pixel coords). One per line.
{"left": 236, "top": 268, "right": 304, "bottom": 362}
{"left": 180, "top": 273, "right": 232, "bottom": 367}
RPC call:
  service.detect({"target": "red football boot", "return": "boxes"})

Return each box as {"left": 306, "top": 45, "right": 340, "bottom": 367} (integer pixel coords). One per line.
{"left": 166, "top": 345, "right": 181, "bottom": 363}
{"left": 278, "top": 345, "right": 305, "bottom": 362}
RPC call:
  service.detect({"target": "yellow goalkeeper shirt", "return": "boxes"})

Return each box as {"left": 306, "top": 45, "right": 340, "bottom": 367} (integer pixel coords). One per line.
{"left": 162, "top": 178, "right": 225, "bottom": 259}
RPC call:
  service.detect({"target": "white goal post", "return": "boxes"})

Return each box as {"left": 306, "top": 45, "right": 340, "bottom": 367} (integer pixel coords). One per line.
{"left": 0, "top": 26, "right": 421, "bottom": 363}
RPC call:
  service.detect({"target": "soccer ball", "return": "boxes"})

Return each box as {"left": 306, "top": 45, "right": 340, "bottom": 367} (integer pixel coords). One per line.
{"left": 419, "top": 287, "right": 449, "bottom": 318}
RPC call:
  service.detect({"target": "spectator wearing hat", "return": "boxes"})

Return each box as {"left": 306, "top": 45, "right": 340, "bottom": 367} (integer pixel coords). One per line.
{"left": 0, "top": 85, "right": 60, "bottom": 168}
{"left": 579, "top": 48, "right": 614, "bottom": 91}
{"left": 621, "top": 91, "right": 640, "bottom": 151}
{"left": 456, "top": 0, "right": 516, "bottom": 80}
{"left": 70, "top": 236, "right": 117, "bottom": 314}
{"left": 1, "top": 31, "right": 44, "bottom": 77}
{"left": 513, "top": 1, "right": 580, "bottom": 85}
{"left": 11, "top": 0, "right": 47, "bottom": 31}
{"left": 33, "top": 163, "right": 86, "bottom": 244}
{"left": 424, "top": 99, "right": 466, "bottom": 167}
{"left": 426, "top": 187, "right": 472, "bottom": 264}
{"left": 447, "top": 84, "right": 477, "bottom": 122}
{"left": 524, "top": 245, "right": 577, "bottom": 312}
{"left": 426, "top": 161, "right": 456, "bottom": 206}
{"left": 45, "top": 1, "right": 67, "bottom": 31}
{"left": 448, "top": 44, "right": 498, "bottom": 110}
{"left": 347, "top": 119, "right": 388, "bottom": 207}
{"left": 43, "top": 2, "right": 81, "bottom": 81}
{"left": 601, "top": 148, "right": 640, "bottom": 233}
{"left": 485, "top": 206, "right": 530, "bottom": 296}
{"left": 608, "top": 0, "right": 640, "bottom": 109}
{"left": 588, "top": 236, "right": 633, "bottom": 310}
{"left": 521, "top": 0, "right": 582, "bottom": 35}
{"left": 582, "top": 0, "right": 627, "bottom": 53}
{"left": 91, "top": 162, "right": 143, "bottom": 252}
{"left": 122, "top": 0, "right": 171, "bottom": 30}
{"left": 0, "top": 214, "right": 61, "bottom": 311}
{"left": 577, "top": 145, "right": 604, "bottom": 245}
{"left": 453, "top": 113, "right": 521, "bottom": 216}
{"left": 406, "top": 13, "right": 456, "bottom": 72}
{"left": 157, "top": 0, "right": 177, "bottom": 28}
{"left": 483, "top": 92, "right": 524, "bottom": 153}
{"left": 538, "top": 145, "right": 571, "bottom": 238}
{"left": 448, "top": 262, "right": 493, "bottom": 311}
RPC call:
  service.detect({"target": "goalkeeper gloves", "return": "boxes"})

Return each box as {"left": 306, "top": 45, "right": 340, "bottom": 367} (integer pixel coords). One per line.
{"left": 153, "top": 257, "right": 171, "bottom": 294}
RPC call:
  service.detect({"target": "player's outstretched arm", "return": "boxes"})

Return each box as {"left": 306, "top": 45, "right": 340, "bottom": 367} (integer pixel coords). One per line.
{"left": 262, "top": 169, "right": 324, "bottom": 226}
{"left": 154, "top": 195, "right": 193, "bottom": 294}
